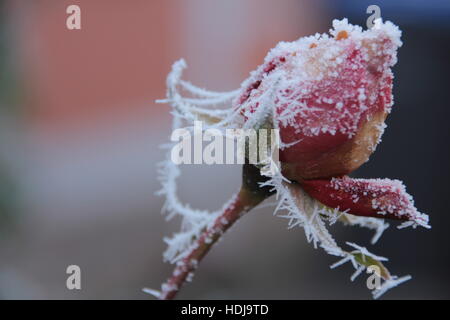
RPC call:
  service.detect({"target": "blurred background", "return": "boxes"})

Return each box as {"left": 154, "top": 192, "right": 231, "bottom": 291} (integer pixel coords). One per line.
{"left": 0, "top": 0, "right": 449, "bottom": 299}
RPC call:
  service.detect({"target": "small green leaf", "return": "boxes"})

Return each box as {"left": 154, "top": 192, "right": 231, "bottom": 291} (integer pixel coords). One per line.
{"left": 351, "top": 252, "right": 391, "bottom": 280}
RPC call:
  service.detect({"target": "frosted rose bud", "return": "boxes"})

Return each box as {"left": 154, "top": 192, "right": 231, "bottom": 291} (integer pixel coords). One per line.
{"left": 236, "top": 19, "right": 402, "bottom": 180}
{"left": 302, "top": 177, "right": 429, "bottom": 227}
{"left": 158, "top": 18, "right": 429, "bottom": 300}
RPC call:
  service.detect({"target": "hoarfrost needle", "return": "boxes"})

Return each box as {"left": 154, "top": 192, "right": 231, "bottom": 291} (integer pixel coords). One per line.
{"left": 151, "top": 18, "right": 430, "bottom": 300}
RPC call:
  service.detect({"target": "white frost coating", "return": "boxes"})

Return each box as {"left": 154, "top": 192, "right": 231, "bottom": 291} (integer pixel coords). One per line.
{"left": 142, "top": 288, "right": 161, "bottom": 298}
{"left": 330, "top": 242, "right": 386, "bottom": 271}
{"left": 346, "top": 242, "right": 388, "bottom": 262}
{"left": 235, "top": 18, "right": 402, "bottom": 141}
{"left": 339, "top": 214, "right": 389, "bottom": 244}
{"left": 372, "top": 275, "right": 412, "bottom": 299}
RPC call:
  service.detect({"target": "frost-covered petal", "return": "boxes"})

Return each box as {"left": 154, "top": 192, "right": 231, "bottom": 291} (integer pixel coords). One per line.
{"left": 301, "top": 176, "right": 429, "bottom": 227}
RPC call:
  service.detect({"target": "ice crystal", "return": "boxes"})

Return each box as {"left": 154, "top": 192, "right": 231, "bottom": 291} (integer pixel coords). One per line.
{"left": 235, "top": 18, "right": 402, "bottom": 141}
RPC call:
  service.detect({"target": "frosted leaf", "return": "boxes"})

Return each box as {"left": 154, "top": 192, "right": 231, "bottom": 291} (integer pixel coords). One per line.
{"left": 339, "top": 214, "right": 389, "bottom": 244}
{"left": 329, "top": 243, "right": 411, "bottom": 298}
{"left": 261, "top": 170, "right": 343, "bottom": 255}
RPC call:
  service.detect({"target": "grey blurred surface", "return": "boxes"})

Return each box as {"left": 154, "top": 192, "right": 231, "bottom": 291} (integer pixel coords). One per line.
{"left": 0, "top": 0, "right": 449, "bottom": 300}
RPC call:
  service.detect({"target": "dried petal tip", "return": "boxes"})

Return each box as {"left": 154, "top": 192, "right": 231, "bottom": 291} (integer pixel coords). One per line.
{"left": 302, "top": 177, "right": 430, "bottom": 228}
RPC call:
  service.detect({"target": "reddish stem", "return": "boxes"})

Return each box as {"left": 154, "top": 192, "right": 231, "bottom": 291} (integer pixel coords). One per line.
{"left": 158, "top": 188, "right": 259, "bottom": 300}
